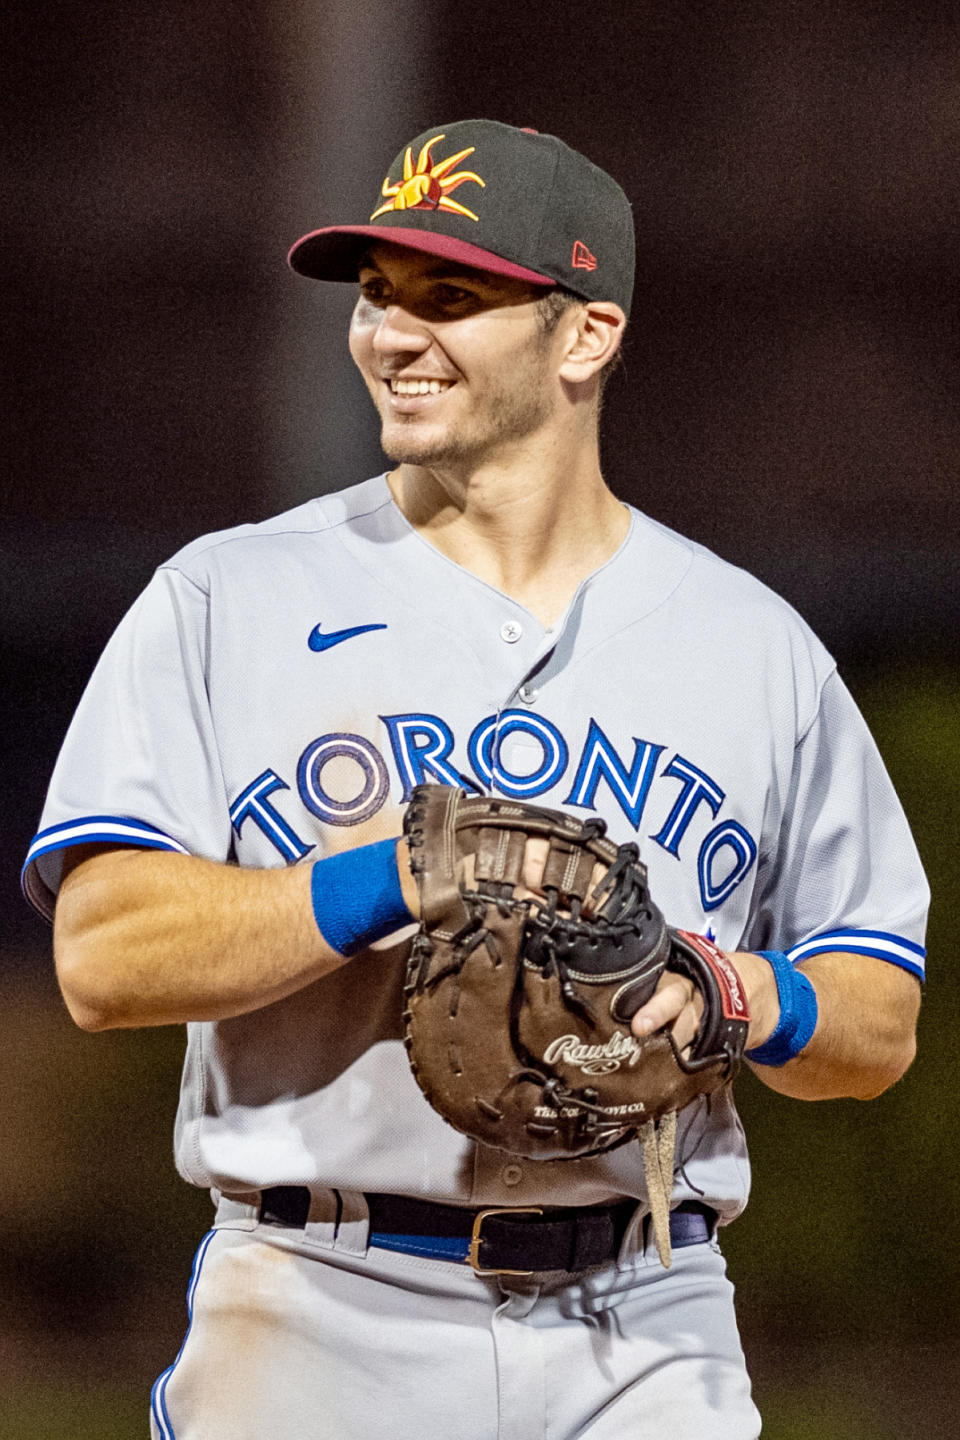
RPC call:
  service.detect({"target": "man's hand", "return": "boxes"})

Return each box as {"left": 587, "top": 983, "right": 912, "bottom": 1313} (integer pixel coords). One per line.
{"left": 628, "top": 944, "right": 921, "bottom": 1101}
{"left": 513, "top": 841, "right": 779, "bottom": 1055}
{"left": 631, "top": 949, "right": 781, "bottom": 1054}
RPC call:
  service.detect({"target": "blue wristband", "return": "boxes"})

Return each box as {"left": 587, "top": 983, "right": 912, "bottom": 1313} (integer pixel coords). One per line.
{"left": 745, "top": 949, "right": 819, "bottom": 1067}
{"left": 310, "top": 839, "right": 414, "bottom": 957}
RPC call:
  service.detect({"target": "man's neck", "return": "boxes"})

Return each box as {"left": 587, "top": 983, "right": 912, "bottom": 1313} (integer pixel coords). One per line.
{"left": 387, "top": 448, "right": 629, "bottom": 629}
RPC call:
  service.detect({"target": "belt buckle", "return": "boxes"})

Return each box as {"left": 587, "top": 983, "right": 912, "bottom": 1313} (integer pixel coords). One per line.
{"left": 467, "top": 1206, "right": 544, "bottom": 1276}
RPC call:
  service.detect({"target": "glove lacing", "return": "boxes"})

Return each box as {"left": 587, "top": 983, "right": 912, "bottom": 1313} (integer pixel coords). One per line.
{"left": 640, "top": 1111, "right": 678, "bottom": 1268}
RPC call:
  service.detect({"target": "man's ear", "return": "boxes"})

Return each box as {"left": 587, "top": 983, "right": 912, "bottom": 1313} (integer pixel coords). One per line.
{"left": 558, "top": 302, "right": 626, "bottom": 382}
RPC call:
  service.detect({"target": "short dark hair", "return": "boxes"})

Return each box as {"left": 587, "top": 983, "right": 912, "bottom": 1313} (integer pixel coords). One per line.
{"left": 534, "top": 288, "right": 581, "bottom": 335}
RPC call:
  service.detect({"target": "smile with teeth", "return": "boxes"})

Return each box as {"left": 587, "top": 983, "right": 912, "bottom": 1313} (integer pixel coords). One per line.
{"left": 390, "top": 378, "right": 454, "bottom": 395}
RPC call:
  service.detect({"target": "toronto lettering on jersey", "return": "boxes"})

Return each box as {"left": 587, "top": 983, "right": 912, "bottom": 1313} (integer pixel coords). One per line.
{"left": 229, "top": 709, "right": 759, "bottom": 914}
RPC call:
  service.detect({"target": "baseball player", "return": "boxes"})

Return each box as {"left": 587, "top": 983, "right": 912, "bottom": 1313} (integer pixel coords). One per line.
{"left": 24, "top": 120, "right": 927, "bottom": 1439}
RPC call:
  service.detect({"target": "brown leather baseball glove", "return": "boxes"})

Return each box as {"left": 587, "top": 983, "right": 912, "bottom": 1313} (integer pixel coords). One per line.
{"left": 402, "top": 785, "right": 750, "bottom": 1263}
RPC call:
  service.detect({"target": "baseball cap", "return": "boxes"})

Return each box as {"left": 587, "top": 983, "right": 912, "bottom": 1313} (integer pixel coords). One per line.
{"left": 288, "top": 119, "right": 635, "bottom": 315}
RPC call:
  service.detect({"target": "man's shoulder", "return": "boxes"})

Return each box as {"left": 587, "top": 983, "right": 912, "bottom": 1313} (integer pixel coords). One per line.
{"left": 626, "top": 507, "right": 837, "bottom": 721}
{"left": 159, "top": 475, "right": 392, "bottom": 582}
{"left": 630, "top": 507, "right": 826, "bottom": 635}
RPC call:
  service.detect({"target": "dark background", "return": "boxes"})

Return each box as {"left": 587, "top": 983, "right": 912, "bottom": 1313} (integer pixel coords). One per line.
{"left": 3, "top": 3, "right": 958, "bottom": 1436}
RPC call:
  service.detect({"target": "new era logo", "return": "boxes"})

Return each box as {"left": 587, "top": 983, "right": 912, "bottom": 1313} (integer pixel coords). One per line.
{"left": 571, "top": 240, "right": 597, "bottom": 272}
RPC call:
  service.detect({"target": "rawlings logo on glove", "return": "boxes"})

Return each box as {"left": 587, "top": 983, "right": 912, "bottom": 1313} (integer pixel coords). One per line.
{"left": 542, "top": 1032, "right": 644, "bottom": 1075}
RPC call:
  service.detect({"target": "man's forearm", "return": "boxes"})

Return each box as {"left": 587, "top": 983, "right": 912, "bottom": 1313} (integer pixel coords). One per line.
{"left": 745, "top": 950, "right": 921, "bottom": 1101}
{"left": 54, "top": 842, "right": 417, "bottom": 1031}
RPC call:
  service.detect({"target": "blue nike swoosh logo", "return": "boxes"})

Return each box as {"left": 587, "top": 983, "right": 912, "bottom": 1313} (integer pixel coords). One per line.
{"left": 308, "top": 622, "right": 388, "bottom": 653}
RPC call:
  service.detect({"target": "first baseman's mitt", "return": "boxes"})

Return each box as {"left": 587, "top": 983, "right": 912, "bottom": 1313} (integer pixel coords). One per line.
{"left": 402, "top": 784, "right": 750, "bottom": 1264}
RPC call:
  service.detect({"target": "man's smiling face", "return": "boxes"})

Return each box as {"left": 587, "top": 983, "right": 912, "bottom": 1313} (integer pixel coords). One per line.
{"left": 348, "top": 243, "right": 569, "bottom": 470}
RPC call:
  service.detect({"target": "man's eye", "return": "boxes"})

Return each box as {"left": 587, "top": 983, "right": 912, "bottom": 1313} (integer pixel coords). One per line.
{"left": 433, "top": 284, "right": 477, "bottom": 307}
{"left": 359, "top": 280, "right": 389, "bottom": 306}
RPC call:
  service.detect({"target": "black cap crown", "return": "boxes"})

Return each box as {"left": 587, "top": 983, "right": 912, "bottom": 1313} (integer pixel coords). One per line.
{"left": 288, "top": 120, "right": 635, "bottom": 315}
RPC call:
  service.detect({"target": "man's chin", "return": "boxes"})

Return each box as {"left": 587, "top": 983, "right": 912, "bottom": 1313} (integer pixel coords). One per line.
{"left": 380, "top": 430, "right": 466, "bottom": 468}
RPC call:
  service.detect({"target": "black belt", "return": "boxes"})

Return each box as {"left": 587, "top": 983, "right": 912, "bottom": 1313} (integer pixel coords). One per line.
{"left": 258, "top": 1186, "right": 715, "bottom": 1276}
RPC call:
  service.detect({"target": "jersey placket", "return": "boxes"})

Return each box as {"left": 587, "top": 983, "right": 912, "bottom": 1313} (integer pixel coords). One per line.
{"left": 487, "top": 615, "right": 563, "bottom": 801}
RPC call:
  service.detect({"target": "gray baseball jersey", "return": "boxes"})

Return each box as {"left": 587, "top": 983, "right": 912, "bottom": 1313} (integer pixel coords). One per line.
{"left": 24, "top": 473, "right": 928, "bottom": 1222}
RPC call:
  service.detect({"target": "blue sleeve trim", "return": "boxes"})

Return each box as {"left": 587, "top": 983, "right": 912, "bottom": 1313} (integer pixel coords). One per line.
{"left": 21, "top": 815, "right": 189, "bottom": 922}
{"left": 786, "top": 929, "right": 925, "bottom": 982}
{"left": 25, "top": 814, "right": 188, "bottom": 863}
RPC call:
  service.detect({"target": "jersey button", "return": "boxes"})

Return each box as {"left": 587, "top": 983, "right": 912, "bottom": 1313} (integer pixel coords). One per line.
{"left": 501, "top": 1164, "right": 524, "bottom": 1187}
{"left": 500, "top": 620, "right": 523, "bottom": 644}
{"left": 518, "top": 684, "right": 538, "bottom": 705}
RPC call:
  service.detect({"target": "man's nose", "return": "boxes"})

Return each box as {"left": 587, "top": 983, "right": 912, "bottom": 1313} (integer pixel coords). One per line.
{"left": 371, "top": 303, "right": 432, "bottom": 358}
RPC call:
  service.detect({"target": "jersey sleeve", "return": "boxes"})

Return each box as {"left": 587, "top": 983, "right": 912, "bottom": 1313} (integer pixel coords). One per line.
{"left": 22, "top": 566, "right": 232, "bottom": 921}
{"left": 742, "top": 669, "right": 929, "bottom": 981}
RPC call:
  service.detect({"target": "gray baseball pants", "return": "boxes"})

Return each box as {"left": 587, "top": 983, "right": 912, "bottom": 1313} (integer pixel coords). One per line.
{"left": 149, "top": 1194, "right": 760, "bottom": 1439}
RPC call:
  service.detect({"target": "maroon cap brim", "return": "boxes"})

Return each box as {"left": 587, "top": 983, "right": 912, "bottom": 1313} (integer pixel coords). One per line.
{"left": 287, "top": 225, "right": 557, "bottom": 288}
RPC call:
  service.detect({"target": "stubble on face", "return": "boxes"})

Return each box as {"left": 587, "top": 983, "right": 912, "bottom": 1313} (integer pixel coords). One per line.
{"left": 379, "top": 321, "right": 559, "bottom": 470}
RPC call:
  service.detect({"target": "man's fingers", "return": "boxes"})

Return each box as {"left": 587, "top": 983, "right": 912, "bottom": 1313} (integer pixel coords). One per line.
{"left": 631, "top": 972, "right": 702, "bottom": 1050}
{"left": 632, "top": 974, "right": 691, "bottom": 1035}
{"left": 521, "top": 837, "right": 550, "bottom": 893}
{"left": 465, "top": 840, "right": 597, "bottom": 906}
{"left": 583, "top": 861, "right": 608, "bottom": 916}
{"left": 521, "top": 844, "right": 608, "bottom": 910}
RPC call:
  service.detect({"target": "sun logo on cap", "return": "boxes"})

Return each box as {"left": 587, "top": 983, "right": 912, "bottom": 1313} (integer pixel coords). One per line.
{"left": 370, "top": 134, "right": 485, "bottom": 222}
